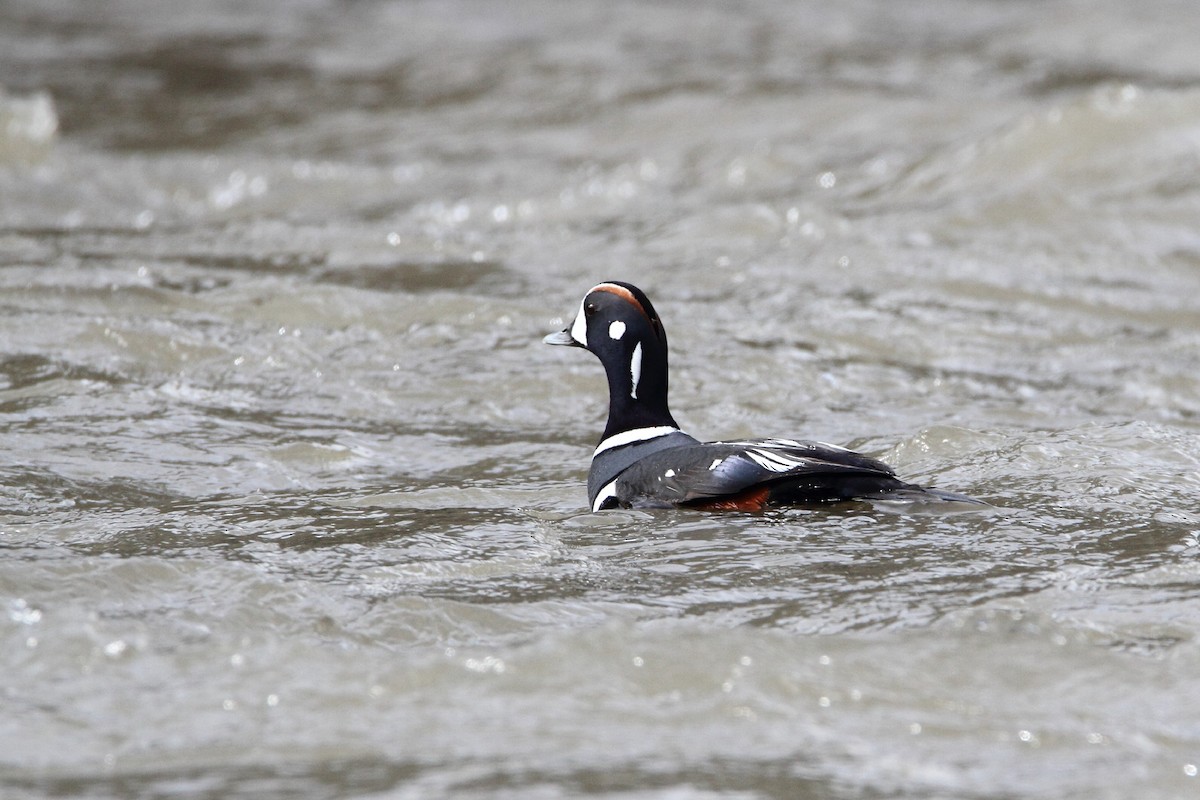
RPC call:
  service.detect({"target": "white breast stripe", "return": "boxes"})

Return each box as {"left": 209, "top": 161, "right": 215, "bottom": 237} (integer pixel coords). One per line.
{"left": 593, "top": 425, "right": 680, "bottom": 457}
{"left": 592, "top": 479, "right": 619, "bottom": 511}
{"left": 630, "top": 341, "right": 642, "bottom": 399}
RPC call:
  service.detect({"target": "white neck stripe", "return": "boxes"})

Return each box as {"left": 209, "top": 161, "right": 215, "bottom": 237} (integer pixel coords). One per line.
{"left": 629, "top": 341, "right": 642, "bottom": 399}
{"left": 593, "top": 425, "right": 680, "bottom": 457}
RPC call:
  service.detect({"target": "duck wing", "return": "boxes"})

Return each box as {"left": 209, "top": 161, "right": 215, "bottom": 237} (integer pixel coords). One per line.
{"left": 615, "top": 438, "right": 907, "bottom": 508}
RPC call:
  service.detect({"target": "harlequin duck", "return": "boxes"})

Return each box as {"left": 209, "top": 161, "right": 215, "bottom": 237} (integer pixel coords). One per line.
{"left": 544, "top": 281, "right": 979, "bottom": 511}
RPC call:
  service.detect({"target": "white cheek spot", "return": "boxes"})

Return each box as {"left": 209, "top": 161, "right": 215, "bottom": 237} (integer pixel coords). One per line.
{"left": 608, "top": 320, "right": 626, "bottom": 340}
{"left": 630, "top": 341, "right": 642, "bottom": 399}
{"left": 708, "top": 458, "right": 723, "bottom": 471}
{"left": 664, "top": 469, "right": 676, "bottom": 478}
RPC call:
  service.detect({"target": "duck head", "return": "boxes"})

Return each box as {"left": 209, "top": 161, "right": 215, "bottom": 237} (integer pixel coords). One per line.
{"left": 544, "top": 281, "right": 680, "bottom": 439}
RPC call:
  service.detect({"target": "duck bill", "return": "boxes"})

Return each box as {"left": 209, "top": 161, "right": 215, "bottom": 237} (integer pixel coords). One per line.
{"left": 543, "top": 327, "right": 582, "bottom": 347}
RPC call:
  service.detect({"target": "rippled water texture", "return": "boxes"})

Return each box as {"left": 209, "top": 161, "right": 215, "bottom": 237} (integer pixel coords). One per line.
{"left": 3, "top": 1, "right": 1200, "bottom": 798}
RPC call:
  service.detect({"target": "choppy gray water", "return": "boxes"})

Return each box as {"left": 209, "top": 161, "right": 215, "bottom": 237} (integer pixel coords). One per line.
{"left": 3, "top": 1, "right": 1200, "bottom": 798}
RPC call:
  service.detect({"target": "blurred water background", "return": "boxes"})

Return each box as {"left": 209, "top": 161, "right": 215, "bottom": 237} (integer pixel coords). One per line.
{"left": 3, "top": 1, "right": 1200, "bottom": 798}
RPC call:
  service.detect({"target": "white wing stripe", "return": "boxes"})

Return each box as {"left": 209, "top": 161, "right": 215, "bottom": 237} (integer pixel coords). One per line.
{"left": 745, "top": 448, "right": 813, "bottom": 473}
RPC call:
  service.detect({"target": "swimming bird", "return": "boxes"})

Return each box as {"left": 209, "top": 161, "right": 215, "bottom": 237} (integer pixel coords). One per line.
{"left": 544, "top": 281, "right": 978, "bottom": 511}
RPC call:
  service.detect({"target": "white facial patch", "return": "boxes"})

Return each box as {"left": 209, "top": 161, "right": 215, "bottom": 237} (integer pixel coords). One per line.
{"left": 608, "top": 320, "right": 626, "bottom": 340}
{"left": 569, "top": 297, "right": 589, "bottom": 345}
{"left": 630, "top": 341, "right": 642, "bottom": 399}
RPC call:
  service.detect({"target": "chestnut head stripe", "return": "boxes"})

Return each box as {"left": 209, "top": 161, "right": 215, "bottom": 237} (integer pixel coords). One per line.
{"left": 590, "top": 282, "right": 650, "bottom": 322}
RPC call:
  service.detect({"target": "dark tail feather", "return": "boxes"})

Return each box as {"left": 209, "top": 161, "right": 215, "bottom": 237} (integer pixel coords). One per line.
{"left": 764, "top": 473, "right": 985, "bottom": 507}
{"left": 864, "top": 484, "right": 987, "bottom": 505}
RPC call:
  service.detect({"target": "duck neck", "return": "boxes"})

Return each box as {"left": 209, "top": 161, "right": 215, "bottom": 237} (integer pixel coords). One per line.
{"left": 598, "top": 340, "right": 678, "bottom": 441}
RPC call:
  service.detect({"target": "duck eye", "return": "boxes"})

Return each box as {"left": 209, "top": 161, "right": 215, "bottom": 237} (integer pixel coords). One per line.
{"left": 584, "top": 302, "right": 597, "bottom": 316}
